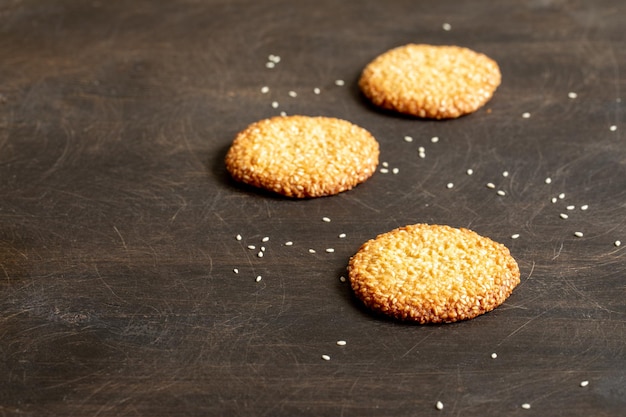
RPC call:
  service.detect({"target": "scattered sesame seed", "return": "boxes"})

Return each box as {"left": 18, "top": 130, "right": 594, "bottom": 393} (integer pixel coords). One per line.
{"left": 255, "top": 275, "right": 262, "bottom": 282}
{"left": 566, "top": 205, "right": 576, "bottom": 210}
{"left": 511, "top": 234, "right": 520, "bottom": 239}
{"left": 521, "top": 403, "right": 531, "bottom": 410}
{"left": 381, "top": 161, "right": 389, "bottom": 168}
{"left": 336, "top": 340, "right": 347, "bottom": 346}
{"left": 614, "top": 240, "right": 621, "bottom": 247}
{"left": 442, "top": 22, "right": 452, "bottom": 31}
{"left": 233, "top": 268, "right": 239, "bottom": 274}
{"left": 335, "top": 79, "right": 345, "bottom": 86}
{"left": 551, "top": 197, "right": 558, "bottom": 203}
{"left": 545, "top": 177, "right": 552, "bottom": 184}
{"left": 580, "top": 204, "right": 589, "bottom": 210}
{"left": 404, "top": 135, "right": 413, "bottom": 142}
{"left": 338, "top": 233, "right": 346, "bottom": 238}
{"left": 580, "top": 380, "right": 589, "bottom": 387}
{"left": 271, "top": 101, "right": 279, "bottom": 108}
{"left": 268, "top": 54, "right": 280, "bottom": 63}
{"left": 262, "top": 236, "right": 270, "bottom": 242}
{"left": 610, "top": 125, "right": 617, "bottom": 131}
{"left": 325, "top": 248, "right": 335, "bottom": 253}
{"left": 380, "top": 168, "right": 389, "bottom": 174}
{"left": 321, "top": 354, "right": 331, "bottom": 361}
{"left": 236, "top": 234, "right": 243, "bottom": 241}
{"left": 559, "top": 193, "right": 566, "bottom": 199}
{"left": 436, "top": 401, "right": 444, "bottom": 410}
{"left": 418, "top": 146, "right": 425, "bottom": 153}
{"left": 446, "top": 182, "right": 454, "bottom": 189}
{"left": 265, "top": 61, "right": 275, "bottom": 69}
{"left": 502, "top": 171, "right": 509, "bottom": 177}
{"left": 568, "top": 91, "right": 578, "bottom": 99}
{"left": 339, "top": 276, "right": 346, "bottom": 283}
{"left": 308, "top": 249, "right": 316, "bottom": 254}
{"left": 522, "top": 112, "right": 531, "bottom": 118}
{"left": 431, "top": 136, "right": 439, "bottom": 143}
{"left": 313, "top": 87, "right": 321, "bottom": 94}
{"left": 497, "top": 190, "right": 506, "bottom": 196}
{"left": 491, "top": 352, "right": 498, "bottom": 359}
{"left": 257, "top": 251, "right": 264, "bottom": 258}
{"left": 486, "top": 182, "right": 496, "bottom": 189}
{"left": 466, "top": 168, "right": 474, "bottom": 175}
{"left": 247, "top": 245, "right": 256, "bottom": 250}
{"left": 392, "top": 168, "right": 399, "bottom": 174}
{"left": 418, "top": 152, "right": 426, "bottom": 159}
{"left": 279, "top": 111, "right": 287, "bottom": 117}
{"left": 574, "top": 231, "right": 584, "bottom": 238}
{"left": 260, "top": 86, "right": 269, "bottom": 94}
{"left": 322, "top": 217, "right": 331, "bottom": 222}
{"left": 288, "top": 90, "right": 297, "bottom": 98}
{"left": 560, "top": 213, "right": 569, "bottom": 219}
{"left": 284, "top": 241, "right": 293, "bottom": 246}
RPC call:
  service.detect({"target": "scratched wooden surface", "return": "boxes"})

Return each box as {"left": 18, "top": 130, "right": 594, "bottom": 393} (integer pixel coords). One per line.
{"left": 1, "top": 0, "right": 625, "bottom": 416}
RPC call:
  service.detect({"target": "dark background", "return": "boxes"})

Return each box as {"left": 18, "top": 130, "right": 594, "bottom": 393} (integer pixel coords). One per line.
{"left": 1, "top": 0, "right": 625, "bottom": 416}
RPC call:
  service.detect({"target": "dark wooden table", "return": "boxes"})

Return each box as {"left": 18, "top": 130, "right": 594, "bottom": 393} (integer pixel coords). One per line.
{"left": 1, "top": 1, "right": 625, "bottom": 415}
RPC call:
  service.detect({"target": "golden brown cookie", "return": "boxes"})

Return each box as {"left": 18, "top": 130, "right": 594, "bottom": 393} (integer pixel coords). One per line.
{"left": 225, "top": 115, "right": 379, "bottom": 198}
{"left": 348, "top": 224, "right": 520, "bottom": 323}
{"left": 359, "top": 44, "right": 501, "bottom": 119}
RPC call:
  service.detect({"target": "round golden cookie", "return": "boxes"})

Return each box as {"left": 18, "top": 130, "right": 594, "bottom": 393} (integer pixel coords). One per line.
{"left": 359, "top": 44, "right": 501, "bottom": 119}
{"left": 225, "top": 115, "right": 379, "bottom": 198}
{"left": 348, "top": 224, "right": 520, "bottom": 323}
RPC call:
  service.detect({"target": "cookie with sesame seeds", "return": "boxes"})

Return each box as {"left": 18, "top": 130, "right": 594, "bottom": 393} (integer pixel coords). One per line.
{"left": 225, "top": 115, "right": 379, "bottom": 198}
{"left": 359, "top": 44, "right": 501, "bottom": 119}
{"left": 348, "top": 224, "right": 520, "bottom": 323}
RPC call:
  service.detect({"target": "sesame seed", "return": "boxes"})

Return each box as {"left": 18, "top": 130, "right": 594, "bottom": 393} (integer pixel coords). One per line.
{"left": 491, "top": 352, "right": 498, "bottom": 359}
{"left": 442, "top": 22, "right": 452, "bottom": 31}
{"left": 335, "top": 79, "right": 345, "bottom": 86}
{"left": 559, "top": 193, "right": 566, "bottom": 199}
{"left": 339, "top": 276, "right": 346, "bottom": 282}
{"left": 431, "top": 136, "right": 439, "bottom": 143}
{"left": 614, "top": 240, "right": 621, "bottom": 247}
{"left": 255, "top": 275, "right": 262, "bottom": 282}
{"left": 392, "top": 168, "right": 399, "bottom": 174}
{"left": 325, "top": 248, "right": 335, "bottom": 253}
{"left": 551, "top": 197, "right": 558, "bottom": 203}
{"left": 521, "top": 403, "right": 531, "bottom": 410}
{"left": 511, "top": 234, "right": 520, "bottom": 239}
{"left": 574, "top": 231, "right": 584, "bottom": 238}
{"left": 322, "top": 217, "right": 331, "bottom": 222}
{"left": 236, "top": 234, "right": 243, "bottom": 241}
{"left": 446, "top": 182, "right": 454, "bottom": 189}
{"left": 247, "top": 245, "right": 256, "bottom": 250}
{"left": 486, "top": 182, "right": 496, "bottom": 189}
{"left": 262, "top": 236, "right": 270, "bottom": 242}
{"left": 308, "top": 249, "right": 316, "bottom": 254}
{"left": 522, "top": 112, "right": 531, "bottom": 118}
{"left": 382, "top": 161, "right": 389, "bottom": 167}
{"left": 321, "top": 354, "right": 331, "bottom": 361}
{"left": 265, "top": 61, "right": 275, "bottom": 69}
{"left": 436, "top": 401, "right": 444, "bottom": 410}
{"left": 580, "top": 205, "right": 589, "bottom": 210}
{"left": 418, "top": 152, "right": 426, "bottom": 159}
{"left": 502, "top": 171, "right": 509, "bottom": 177}
{"left": 610, "top": 125, "right": 617, "bottom": 131}
{"left": 338, "top": 233, "right": 346, "bottom": 238}
{"left": 545, "top": 177, "right": 552, "bottom": 184}
{"left": 566, "top": 205, "right": 575, "bottom": 210}
{"left": 560, "top": 213, "right": 569, "bottom": 219}
{"left": 271, "top": 101, "right": 279, "bottom": 108}
{"left": 404, "top": 135, "right": 413, "bottom": 142}
{"left": 380, "top": 168, "right": 389, "bottom": 174}
{"left": 260, "top": 86, "right": 269, "bottom": 94}
{"left": 257, "top": 251, "right": 264, "bottom": 258}
{"left": 261, "top": 247, "right": 266, "bottom": 252}
{"left": 418, "top": 146, "right": 425, "bottom": 153}
{"left": 284, "top": 241, "right": 293, "bottom": 246}
{"left": 279, "top": 111, "right": 287, "bottom": 117}
{"left": 268, "top": 54, "right": 280, "bottom": 63}
{"left": 313, "top": 87, "right": 321, "bottom": 94}
{"left": 233, "top": 268, "right": 239, "bottom": 274}
{"left": 288, "top": 91, "right": 297, "bottom": 98}
{"left": 497, "top": 190, "right": 506, "bottom": 196}
{"left": 466, "top": 168, "right": 474, "bottom": 175}
{"left": 568, "top": 92, "right": 578, "bottom": 99}
{"left": 580, "top": 380, "right": 589, "bottom": 387}
{"left": 336, "top": 340, "right": 347, "bottom": 346}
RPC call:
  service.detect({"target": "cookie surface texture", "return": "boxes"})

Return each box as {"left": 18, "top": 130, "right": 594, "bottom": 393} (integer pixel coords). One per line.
{"left": 225, "top": 115, "right": 379, "bottom": 198}
{"left": 348, "top": 224, "right": 520, "bottom": 323}
{"left": 359, "top": 44, "right": 501, "bottom": 119}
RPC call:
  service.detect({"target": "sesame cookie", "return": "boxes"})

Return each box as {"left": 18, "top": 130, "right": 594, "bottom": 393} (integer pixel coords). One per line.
{"left": 225, "top": 115, "right": 379, "bottom": 198}
{"left": 348, "top": 224, "right": 520, "bottom": 323}
{"left": 359, "top": 44, "right": 501, "bottom": 119}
